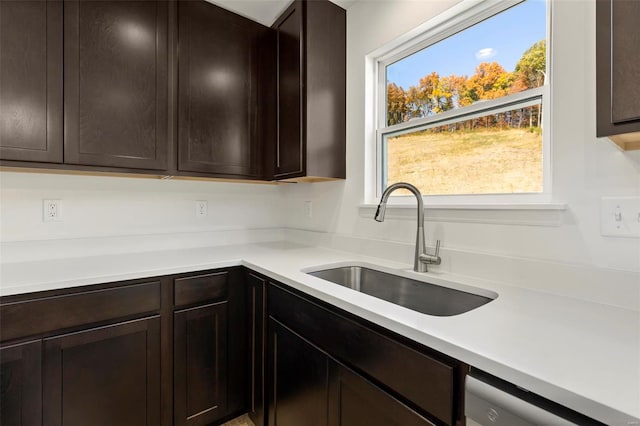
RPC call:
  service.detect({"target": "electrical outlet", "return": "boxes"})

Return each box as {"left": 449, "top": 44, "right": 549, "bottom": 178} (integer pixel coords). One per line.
{"left": 195, "top": 200, "right": 208, "bottom": 217}
{"left": 304, "top": 201, "right": 313, "bottom": 218}
{"left": 43, "top": 199, "right": 62, "bottom": 222}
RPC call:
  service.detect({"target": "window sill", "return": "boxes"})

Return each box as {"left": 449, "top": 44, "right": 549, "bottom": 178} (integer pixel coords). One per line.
{"left": 358, "top": 203, "right": 568, "bottom": 226}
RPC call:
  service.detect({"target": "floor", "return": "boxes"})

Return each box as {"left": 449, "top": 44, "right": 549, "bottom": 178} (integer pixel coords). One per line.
{"left": 221, "top": 414, "right": 254, "bottom": 426}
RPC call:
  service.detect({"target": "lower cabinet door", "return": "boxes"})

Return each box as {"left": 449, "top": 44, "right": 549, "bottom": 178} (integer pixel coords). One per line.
{"left": 328, "top": 362, "right": 436, "bottom": 426}
{"left": 174, "top": 302, "right": 228, "bottom": 426}
{"left": 0, "top": 340, "right": 42, "bottom": 426}
{"left": 42, "top": 316, "right": 161, "bottom": 426}
{"left": 247, "top": 273, "right": 266, "bottom": 426}
{"left": 268, "top": 318, "right": 329, "bottom": 426}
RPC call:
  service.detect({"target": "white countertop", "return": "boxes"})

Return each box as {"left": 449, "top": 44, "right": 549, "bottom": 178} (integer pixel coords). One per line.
{"left": 1, "top": 241, "right": 638, "bottom": 425}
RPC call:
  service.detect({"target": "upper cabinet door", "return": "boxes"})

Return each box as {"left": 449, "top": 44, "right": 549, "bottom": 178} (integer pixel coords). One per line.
{"left": 596, "top": 0, "right": 640, "bottom": 149}
{"left": 177, "top": 1, "right": 264, "bottom": 178}
{"left": 267, "top": 0, "right": 346, "bottom": 181}
{"left": 0, "top": 0, "right": 63, "bottom": 163}
{"left": 273, "top": 3, "right": 304, "bottom": 179}
{"left": 64, "top": 0, "right": 169, "bottom": 170}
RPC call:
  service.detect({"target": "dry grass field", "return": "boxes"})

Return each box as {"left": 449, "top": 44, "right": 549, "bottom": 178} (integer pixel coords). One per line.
{"left": 386, "top": 128, "right": 543, "bottom": 195}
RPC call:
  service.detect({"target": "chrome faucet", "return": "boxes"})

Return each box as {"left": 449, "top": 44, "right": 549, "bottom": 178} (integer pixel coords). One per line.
{"left": 375, "top": 182, "right": 441, "bottom": 272}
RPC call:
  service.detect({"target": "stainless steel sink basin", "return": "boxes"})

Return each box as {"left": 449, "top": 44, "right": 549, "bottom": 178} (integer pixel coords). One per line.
{"left": 308, "top": 266, "right": 493, "bottom": 316}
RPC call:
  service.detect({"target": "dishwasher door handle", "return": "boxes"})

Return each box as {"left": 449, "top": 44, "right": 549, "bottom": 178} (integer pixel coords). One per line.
{"left": 465, "top": 375, "right": 578, "bottom": 426}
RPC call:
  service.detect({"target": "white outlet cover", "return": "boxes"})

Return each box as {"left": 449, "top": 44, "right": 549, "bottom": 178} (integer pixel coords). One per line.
{"left": 43, "top": 199, "right": 62, "bottom": 222}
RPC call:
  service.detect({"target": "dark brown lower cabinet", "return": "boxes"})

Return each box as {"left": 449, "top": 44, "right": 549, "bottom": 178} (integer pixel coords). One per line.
{"left": 268, "top": 318, "right": 329, "bottom": 426}
{"left": 265, "top": 283, "right": 468, "bottom": 426}
{"left": 0, "top": 267, "right": 248, "bottom": 426}
{"left": 247, "top": 272, "right": 267, "bottom": 426}
{"left": 43, "top": 316, "right": 161, "bottom": 426}
{"left": 174, "top": 302, "right": 228, "bottom": 426}
{"left": 328, "top": 363, "right": 435, "bottom": 426}
{"left": 0, "top": 340, "right": 42, "bottom": 426}
{"left": 267, "top": 318, "right": 437, "bottom": 426}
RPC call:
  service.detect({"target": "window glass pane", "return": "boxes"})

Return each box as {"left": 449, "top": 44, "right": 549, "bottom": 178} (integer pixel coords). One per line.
{"left": 386, "top": 0, "right": 546, "bottom": 126}
{"left": 384, "top": 104, "right": 543, "bottom": 196}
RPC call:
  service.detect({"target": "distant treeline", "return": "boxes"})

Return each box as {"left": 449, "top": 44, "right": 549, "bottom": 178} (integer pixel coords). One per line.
{"left": 387, "top": 40, "right": 546, "bottom": 129}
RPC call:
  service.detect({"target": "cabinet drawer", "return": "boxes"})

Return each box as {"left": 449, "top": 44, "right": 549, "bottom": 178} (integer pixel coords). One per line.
{"left": 0, "top": 282, "right": 161, "bottom": 343}
{"left": 174, "top": 271, "right": 228, "bottom": 308}
{"left": 268, "top": 283, "right": 458, "bottom": 426}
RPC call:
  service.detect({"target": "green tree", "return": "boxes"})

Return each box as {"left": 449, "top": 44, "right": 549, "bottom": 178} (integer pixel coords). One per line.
{"left": 513, "top": 39, "right": 546, "bottom": 91}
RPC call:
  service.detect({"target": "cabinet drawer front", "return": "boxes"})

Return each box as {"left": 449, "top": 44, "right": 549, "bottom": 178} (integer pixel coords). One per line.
{"left": 174, "top": 271, "right": 228, "bottom": 308}
{"left": 268, "top": 283, "right": 457, "bottom": 426}
{"left": 0, "top": 282, "right": 161, "bottom": 342}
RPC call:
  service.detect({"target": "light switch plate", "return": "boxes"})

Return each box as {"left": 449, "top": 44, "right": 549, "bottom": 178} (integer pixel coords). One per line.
{"left": 601, "top": 196, "right": 640, "bottom": 238}
{"left": 195, "top": 200, "right": 208, "bottom": 217}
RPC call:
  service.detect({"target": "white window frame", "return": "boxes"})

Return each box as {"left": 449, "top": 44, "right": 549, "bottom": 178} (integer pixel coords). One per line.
{"left": 370, "top": 0, "right": 552, "bottom": 205}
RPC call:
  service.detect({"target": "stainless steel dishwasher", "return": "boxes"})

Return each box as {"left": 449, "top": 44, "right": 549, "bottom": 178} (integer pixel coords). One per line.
{"left": 465, "top": 370, "right": 603, "bottom": 426}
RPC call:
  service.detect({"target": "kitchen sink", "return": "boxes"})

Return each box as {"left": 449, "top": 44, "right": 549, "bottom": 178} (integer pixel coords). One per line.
{"left": 307, "top": 266, "right": 494, "bottom": 316}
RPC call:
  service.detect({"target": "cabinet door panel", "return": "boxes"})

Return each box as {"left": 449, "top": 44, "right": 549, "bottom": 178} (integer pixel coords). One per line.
{"left": 174, "top": 302, "right": 228, "bottom": 426}
{"left": 274, "top": 4, "right": 304, "bottom": 178}
{"left": 596, "top": 0, "right": 640, "bottom": 142}
{"left": 178, "top": 1, "right": 261, "bottom": 177}
{"left": 0, "top": 0, "right": 62, "bottom": 162}
{"left": 43, "top": 317, "right": 161, "bottom": 426}
{"left": 268, "top": 318, "right": 329, "bottom": 426}
{"left": 611, "top": 0, "right": 640, "bottom": 124}
{"left": 247, "top": 273, "right": 266, "bottom": 426}
{"left": 64, "top": 0, "right": 168, "bottom": 170}
{"left": 305, "top": 0, "right": 346, "bottom": 179}
{"left": 328, "top": 363, "right": 436, "bottom": 426}
{"left": 0, "top": 340, "right": 42, "bottom": 426}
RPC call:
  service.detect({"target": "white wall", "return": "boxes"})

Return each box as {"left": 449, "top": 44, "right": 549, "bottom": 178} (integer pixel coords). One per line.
{"left": 1, "top": 0, "right": 638, "bottom": 282}
{"left": 283, "top": 0, "right": 640, "bottom": 273}
{"left": 0, "top": 172, "right": 284, "bottom": 243}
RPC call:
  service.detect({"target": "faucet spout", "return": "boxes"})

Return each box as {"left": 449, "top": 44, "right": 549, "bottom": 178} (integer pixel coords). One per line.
{"left": 375, "top": 182, "right": 440, "bottom": 272}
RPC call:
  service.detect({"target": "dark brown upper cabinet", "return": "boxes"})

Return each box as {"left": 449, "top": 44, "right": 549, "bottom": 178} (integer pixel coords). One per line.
{"left": 64, "top": 0, "right": 169, "bottom": 170}
{"left": 177, "top": 1, "right": 271, "bottom": 179}
{"left": 267, "top": 0, "right": 346, "bottom": 181}
{"left": 596, "top": 0, "right": 640, "bottom": 150}
{"left": 0, "top": 0, "right": 63, "bottom": 163}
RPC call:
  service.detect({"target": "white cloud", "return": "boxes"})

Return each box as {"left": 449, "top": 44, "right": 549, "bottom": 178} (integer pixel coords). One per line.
{"left": 475, "top": 48, "right": 497, "bottom": 60}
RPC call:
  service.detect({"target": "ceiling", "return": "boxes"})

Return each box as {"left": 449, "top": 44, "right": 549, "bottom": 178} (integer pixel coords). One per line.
{"left": 207, "top": 0, "right": 356, "bottom": 27}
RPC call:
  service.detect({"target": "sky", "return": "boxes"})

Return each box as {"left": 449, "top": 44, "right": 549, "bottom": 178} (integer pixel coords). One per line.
{"left": 387, "top": 0, "right": 547, "bottom": 90}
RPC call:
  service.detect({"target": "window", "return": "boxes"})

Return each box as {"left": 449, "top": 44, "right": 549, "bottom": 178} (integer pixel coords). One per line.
{"left": 376, "top": 0, "right": 549, "bottom": 201}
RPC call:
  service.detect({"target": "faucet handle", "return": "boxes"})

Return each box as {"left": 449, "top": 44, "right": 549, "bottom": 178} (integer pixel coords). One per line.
{"left": 419, "top": 240, "right": 442, "bottom": 266}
